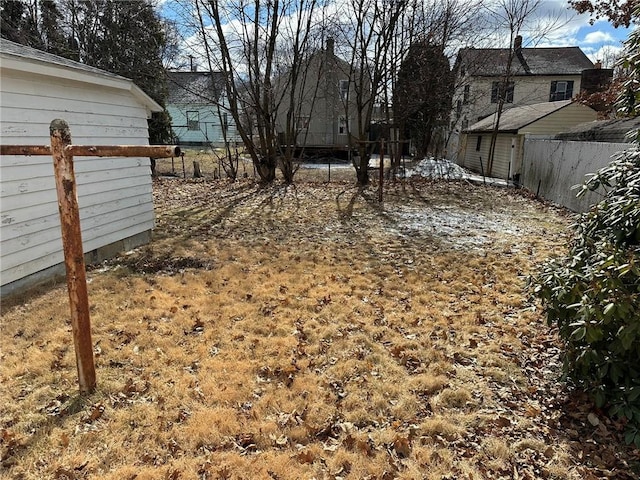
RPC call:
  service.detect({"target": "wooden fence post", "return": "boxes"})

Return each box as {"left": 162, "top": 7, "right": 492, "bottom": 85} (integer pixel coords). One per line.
{"left": 50, "top": 119, "right": 96, "bottom": 394}
{"left": 379, "top": 138, "right": 385, "bottom": 203}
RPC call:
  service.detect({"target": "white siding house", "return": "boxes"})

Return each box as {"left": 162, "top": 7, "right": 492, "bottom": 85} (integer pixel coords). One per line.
{"left": 448, "top": 38, "right": 596, "bottom": 160}
{"left": 0, "top": 39, "right": 162, "bottom": 296}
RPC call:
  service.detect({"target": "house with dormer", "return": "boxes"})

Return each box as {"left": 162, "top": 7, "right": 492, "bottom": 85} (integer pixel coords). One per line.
{"left": 448, "top": 36, "right": 598, "bottom": 160}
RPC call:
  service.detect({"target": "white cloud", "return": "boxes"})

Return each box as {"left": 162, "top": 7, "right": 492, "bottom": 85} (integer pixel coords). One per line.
{"left": 587, "top": 45, "right": 624, "bottom": 68}
{"left": 583, "top": 31, "right": 615, "bottom": 44}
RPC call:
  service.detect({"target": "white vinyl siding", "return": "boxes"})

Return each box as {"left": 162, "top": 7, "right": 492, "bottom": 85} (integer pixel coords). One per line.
{"left": 458, "top": 74, "right": 584, "bottom": 124}
{"left": 460, "top": 102, "right": 596, "bottom": 180}
{"left": 519, "top": 102, "right": 595, "bottom": 135}
{"left": 462, "top": 134, "right": 517, "bottom": 179}
{"left": 0, "top": 63, "right": 157, "bottom": 288}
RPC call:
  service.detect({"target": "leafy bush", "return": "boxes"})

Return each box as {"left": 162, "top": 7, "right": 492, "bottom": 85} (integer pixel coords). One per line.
{"left": 532, "top": 147, "right": 640, "bottom": 446}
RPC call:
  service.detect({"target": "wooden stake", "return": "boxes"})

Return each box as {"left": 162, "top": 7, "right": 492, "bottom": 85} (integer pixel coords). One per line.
{"left": 50, "top": 119, "right": 96, "bottom": 394}
{"left": 379, "top": 138, "right": 385, "bottom": 203}
{"left": 1, "top": 145, "right": 180, "bottom": 158}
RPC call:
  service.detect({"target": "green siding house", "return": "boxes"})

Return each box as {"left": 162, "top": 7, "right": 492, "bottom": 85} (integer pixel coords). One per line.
{"left": 166, "top": 71, "right": 240, "bottom": 146}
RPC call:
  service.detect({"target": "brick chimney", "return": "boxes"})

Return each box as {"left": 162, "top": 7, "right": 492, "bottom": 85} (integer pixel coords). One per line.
{"left": 514, "top": 35, "right": 522, "bottom": 52}
{"left": 326, "top": 38, "right": 334, "bottom": 55}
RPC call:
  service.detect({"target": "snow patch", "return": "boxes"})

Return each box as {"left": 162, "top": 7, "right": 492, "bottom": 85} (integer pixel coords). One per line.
{"left": 403, "top": 158, "right": 468, "bottom": 180}
{"left": 389, "top": 205, "right": 525, "bottom": 251}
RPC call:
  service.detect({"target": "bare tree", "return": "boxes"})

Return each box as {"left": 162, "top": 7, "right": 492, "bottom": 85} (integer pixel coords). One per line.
{"left": 484, "top": 0, "right": 572, "bottom": 176}
{"left": 188, "top": 0, "right": 323, "bottom": 184}
{"left": 335, "top": 0, "right": 407, "bottom": 185}
{"left": 272, "top": 2, "right": 324, "bottom": 183}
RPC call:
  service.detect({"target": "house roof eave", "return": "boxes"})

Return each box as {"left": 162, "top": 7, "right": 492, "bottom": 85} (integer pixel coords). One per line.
{"left": 462, "top": 129, "right": 519, "bottom": 135}
{"left": 465, "top": 100, "right": 579, "bottom": 133}
{"left": 1, "top": 40, "right": 162, "bottom": 115}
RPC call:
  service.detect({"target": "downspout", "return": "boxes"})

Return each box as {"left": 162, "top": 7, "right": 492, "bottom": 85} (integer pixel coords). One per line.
{"left": 508, "top": 136, "right": 515, "bottom": 183}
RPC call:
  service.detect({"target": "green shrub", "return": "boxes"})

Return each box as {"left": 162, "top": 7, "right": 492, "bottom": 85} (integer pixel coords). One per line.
{"left": 532, "top": 147, "right": 640, "bottom": 446}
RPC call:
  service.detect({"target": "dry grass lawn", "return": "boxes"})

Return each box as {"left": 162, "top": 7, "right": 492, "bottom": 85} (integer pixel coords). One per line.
{"left": 2, "top": 174, "right": 639, "bottom": 479}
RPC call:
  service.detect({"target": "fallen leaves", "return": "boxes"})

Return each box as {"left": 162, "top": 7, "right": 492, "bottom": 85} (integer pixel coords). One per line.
{"left": 2, "top": 179, "right": 639, "bottom": 479}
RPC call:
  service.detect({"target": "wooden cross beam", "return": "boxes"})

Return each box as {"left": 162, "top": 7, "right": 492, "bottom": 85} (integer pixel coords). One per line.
{"left": 1, "top": 119, "right": 180, "bottom": 394}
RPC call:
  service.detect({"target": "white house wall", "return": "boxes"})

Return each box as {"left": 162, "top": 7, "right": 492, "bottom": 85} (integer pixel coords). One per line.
{"left": 518, "top": 103, "right": 597, "bottom": 136}
{"left": 457, "top": 74, "right": 583, "bottom": 126}
{"left": 1, "top": 67, "right": 155, "bottom": 291}
{"left": 461, "top": 133, "right": 517, "bottom": 179}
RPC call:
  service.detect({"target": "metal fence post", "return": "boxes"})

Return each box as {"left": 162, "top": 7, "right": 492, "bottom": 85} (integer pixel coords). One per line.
{"left": 50, "top": 119, "right": 96, "bottom": 394}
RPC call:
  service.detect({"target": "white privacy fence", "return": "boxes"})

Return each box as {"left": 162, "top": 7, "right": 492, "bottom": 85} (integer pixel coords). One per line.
{"left": 521, "top": 138, "right": 630, "bottom": 213}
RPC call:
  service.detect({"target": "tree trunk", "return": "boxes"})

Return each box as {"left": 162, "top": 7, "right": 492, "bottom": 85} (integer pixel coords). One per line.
{"left": 356, "top": 154, "right": 369, "bottom": 186}
{"left": 256, "top": 156, "right": 277, "bottom": 183}
{"left": 193, "top": 161, "right": 202, "bottom": 178}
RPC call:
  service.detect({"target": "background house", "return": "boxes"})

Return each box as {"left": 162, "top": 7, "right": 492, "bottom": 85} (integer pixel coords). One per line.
{"left": 448, "top": 37, "right": 599, "bottom": 158}
{"left": 166, "top": 71, "right": 240, "bottom": 147}
{"left": 459, "top": 100, "right": 597, "bottom": 180}
{"left": 0, "top": 39, "right": 161, "bottom": 296}
{"left": 274, "top": 38, "right": 363, "bottom": 157}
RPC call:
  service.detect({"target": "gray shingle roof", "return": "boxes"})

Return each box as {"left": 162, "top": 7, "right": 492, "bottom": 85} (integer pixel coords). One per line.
{"left": 457, "top": 46, "right": 594, "bottom": 76}
{"left": 0, "top": 38, "right": 128, "bottom": 80}
{"left": 555, "top": 117, "right": 640, "bottom": 143}
{"left": 166, "top": 71, "right": 226, "bottom": 105}
{"left": 466, "top": 100, "right": 573, "bottom": 133}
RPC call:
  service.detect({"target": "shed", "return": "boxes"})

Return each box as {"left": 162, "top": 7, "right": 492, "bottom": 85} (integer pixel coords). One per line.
{"left": 555, "top": 117, "right": 640, "bottom": 143}
{"left": 0, "top": 39, "right": 162, "bottom": 296}
{"left": 459, "top": 100, "right": 597, "bottom": 179}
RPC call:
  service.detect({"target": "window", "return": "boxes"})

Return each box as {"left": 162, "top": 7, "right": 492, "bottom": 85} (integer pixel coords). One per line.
{"left": 549, "top": 80, "right": 574, "bottom": 101}
{"left": 456, "top": 100, "right": 462, "bottom": 118}
{"left": 338, "top": 116, "right": 348, "bottom": 135}
{"left": 463, "top": 85, "right": 470, "bottom": 104}
{"left": 339, "top": 80, "right": 349, "bottom": 101}
{"left": 187, "top": 111, "right": 200, "bottom": 131}
{"left": 475, "top": 136, "right": 482, "bottom": 151}
{"left": 297, "top": 116, "right": 310, "bottom": 129}
{"left": 491, "top": 81, "right": 514, "bottom": 103}
{"left": 222, "top": 112, "right": 228, "bottom": 133}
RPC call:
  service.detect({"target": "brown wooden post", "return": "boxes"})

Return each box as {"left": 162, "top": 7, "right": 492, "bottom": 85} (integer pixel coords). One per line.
{"left": 379, "top": 138, "right": 385, "bottom": 203}
{"left": 49, "top": 119, "right": 96, "bottom": 394}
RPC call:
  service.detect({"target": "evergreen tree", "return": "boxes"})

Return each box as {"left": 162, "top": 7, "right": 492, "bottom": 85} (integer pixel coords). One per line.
{"left": 40, "top": 0, "right": 68, "bottom": 56}
{"left": 394, "top": 40, "right": 453, "bottom": 158}
{"left": 0, "top": 0, "right": 172, "bottom": 144}
{"left": 0, "top": 0, "right": 40, "bottom": 47}
{"left": 74, "top": 0, "right": 172, "bottom": 143}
